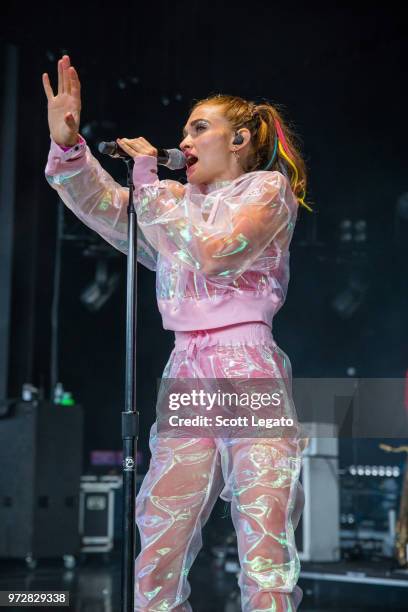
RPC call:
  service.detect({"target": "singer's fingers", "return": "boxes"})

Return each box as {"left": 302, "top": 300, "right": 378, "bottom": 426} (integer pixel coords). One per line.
{"left": 62, "top": 57, "right": 71, "bottom": 96}
{"left": 138, "top": 137, "right": 152, "bottom": 145}
{"left": 42, "top": 73, "right": 54, "bottom": 100}
{"left": 70, "top": 69, "right": 81, "bottom": 104}
{"left": 57, "top": 59, "right": 63, "bottom": 95}
{"left": 131, "top": 136, "right": 155, "bottom": 150}
{"left": 119, "top": 137, "right": 157, "bottom": 157}
{"left": 116, "top": 138, "right": 143, "bottom": 158}
{"left": 116, "top": 138, "right": 134, "bottom": 155}
{"left": 69, "top": 66, "right": 81, "bottom": 97}
{"left": 64, "top": 113, "right": 76, "bottom": 128}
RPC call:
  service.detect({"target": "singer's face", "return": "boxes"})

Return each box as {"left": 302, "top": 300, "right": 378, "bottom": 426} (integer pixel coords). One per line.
{"left": 179, "top": 104, "right": 244, "bottom": 186}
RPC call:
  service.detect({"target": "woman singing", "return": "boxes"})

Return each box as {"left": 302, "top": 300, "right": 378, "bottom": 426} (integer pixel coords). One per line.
{"left": 43, "top": 54, "right": 311, "bottom": 612}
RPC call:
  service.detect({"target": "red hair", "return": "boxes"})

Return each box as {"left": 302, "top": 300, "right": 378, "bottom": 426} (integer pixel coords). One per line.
{"left": 190, "top": 94, "right": 313, "bottom": 212}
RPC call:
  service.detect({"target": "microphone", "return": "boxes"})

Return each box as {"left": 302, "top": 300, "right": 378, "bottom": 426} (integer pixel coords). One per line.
{"left": 98, "top": 141, "right": 186, "bottom": 170}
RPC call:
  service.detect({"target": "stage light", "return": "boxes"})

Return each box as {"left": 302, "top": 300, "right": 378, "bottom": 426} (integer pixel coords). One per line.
{"left": 354, "top": 220, "right": 367, "bottom": 242}
{"left": 337, "top": 218, "right": 368, "bottom": 244}
{"left": 80, "top": 259, "right": 120, "bottom": 312}
{"left": 339, "top": 219, "right": 353, "bottom": 242}
{"left": 331, "top": 269, "right": 370, "bottom": 319}
{"left": 348, "top": 464, "right": 400, "bottom": 478}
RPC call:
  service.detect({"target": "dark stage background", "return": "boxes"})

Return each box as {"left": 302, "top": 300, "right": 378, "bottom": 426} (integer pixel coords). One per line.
{"left": 1, "top": 2, "right": 407, "bottom": 470}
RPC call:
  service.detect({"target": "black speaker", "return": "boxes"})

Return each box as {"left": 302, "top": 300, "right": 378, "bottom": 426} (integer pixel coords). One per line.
{"left": 0, "top": 400, "right": 83, "bottom": 560}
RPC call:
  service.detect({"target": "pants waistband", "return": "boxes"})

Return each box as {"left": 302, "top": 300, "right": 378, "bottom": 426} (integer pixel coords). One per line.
{"left": 174, "top": 322, "right": 276, "bottom": 356}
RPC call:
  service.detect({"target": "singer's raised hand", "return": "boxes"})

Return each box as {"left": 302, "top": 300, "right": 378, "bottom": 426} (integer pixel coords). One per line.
{"left": 42, "top": 55, "right": 82, "bottom": 147}
{"left": 116, "top": 137, "right": 158, "bottom": 159}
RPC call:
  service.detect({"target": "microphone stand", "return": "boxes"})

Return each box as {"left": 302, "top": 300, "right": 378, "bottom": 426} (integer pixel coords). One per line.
{"left": 121, "top": 156, "right": 139, "bottom": 612}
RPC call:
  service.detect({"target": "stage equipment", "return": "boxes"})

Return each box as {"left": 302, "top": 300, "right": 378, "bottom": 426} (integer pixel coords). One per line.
{"left": 79, "top": 475, "right": 122, "bottom": 553}
{"left": 0, "top": 399, "right": 83, "bottom": 568}
{"left": 296, "top": 422, "right": 341, "bottom": 562}
{"left": 116, "top": 156, "right": 139, "bottom": 612}
{"left": 331, "top": 268, "right": 370, "bottom": 319}
{"left": 80, "top": 258, "right": 120, "bottom": 312}
{"left": 380, "top": 443, "right": 408, "bottom": 567}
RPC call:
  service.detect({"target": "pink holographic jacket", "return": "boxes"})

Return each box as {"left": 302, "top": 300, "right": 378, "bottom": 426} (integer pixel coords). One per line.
{"left": 45, "top": 136, "right": 299, "bottom": 331}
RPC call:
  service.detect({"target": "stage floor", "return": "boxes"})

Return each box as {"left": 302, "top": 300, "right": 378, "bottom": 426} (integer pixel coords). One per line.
{"left": 0, "top": 551, "right": 407, "bottom": 611}
{"left": 1, "top": 497, "right": 406, "bottom": 611}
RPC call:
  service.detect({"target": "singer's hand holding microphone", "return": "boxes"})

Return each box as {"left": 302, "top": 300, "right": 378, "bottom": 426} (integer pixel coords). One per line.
{"left": 114, "top": 137, "right": 157, "bottom": 160}
{"left": 98, "top": 139, "right": 186, "bottom": 170}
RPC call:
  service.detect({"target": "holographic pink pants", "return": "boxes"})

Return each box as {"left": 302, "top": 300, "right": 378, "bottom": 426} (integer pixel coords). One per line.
{"left": 135, "top": 322, "right": 306, "bottom": 611}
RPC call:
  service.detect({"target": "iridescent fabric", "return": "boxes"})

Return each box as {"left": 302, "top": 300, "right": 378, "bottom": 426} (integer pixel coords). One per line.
{"left": 45, "top": 139, "right": 305, "bottom": 611}
{"left": 135, "top": 322, "right": 305, "bottom": 611}
{"left": 45, "top": 140, "right": 298, "bottom": 332}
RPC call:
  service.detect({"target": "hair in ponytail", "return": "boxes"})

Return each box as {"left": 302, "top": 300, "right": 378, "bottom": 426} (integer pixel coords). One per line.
{"left": 190, "top": 94, "right": 313, "bottom": 212}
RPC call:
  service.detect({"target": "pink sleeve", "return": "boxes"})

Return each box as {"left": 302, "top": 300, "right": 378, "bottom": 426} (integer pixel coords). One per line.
{"left": 45, "top": 135, "right": 88, "bottom": 175}
{"left": 59, "top": 135, "right": 85, "bottom": 151}
{"left": 44, "top": 138, "right": 159, "bottom": 271}
{"left": 132, "top": 155, "right": 160, "bottom": 189}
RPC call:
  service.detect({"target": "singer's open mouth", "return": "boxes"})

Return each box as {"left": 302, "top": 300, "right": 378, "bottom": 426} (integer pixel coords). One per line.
{"left": 186, "top": 155, "right": 198, "bottom": 167}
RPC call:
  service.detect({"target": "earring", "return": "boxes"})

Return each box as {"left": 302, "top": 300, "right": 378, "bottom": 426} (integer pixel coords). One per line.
{"left": 233, "top": 149, "right": 240, "bottom": 163}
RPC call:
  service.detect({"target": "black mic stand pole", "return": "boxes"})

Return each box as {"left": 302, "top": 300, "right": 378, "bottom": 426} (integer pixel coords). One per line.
{"left": 121, "top": 156, "right": 139, "bottom": 612}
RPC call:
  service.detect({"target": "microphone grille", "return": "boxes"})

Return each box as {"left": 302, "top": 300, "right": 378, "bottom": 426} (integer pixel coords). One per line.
{"left": 98, "top": 141, "right": 116, "bottom": 156}
{"left": 166, "top": 148, "right": 186, "bottom": 170}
